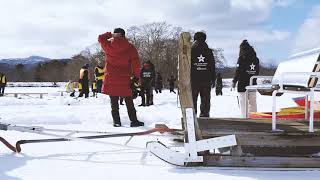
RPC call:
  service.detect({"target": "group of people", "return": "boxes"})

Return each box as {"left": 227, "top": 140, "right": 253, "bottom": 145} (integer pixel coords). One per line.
{"left": 191, "top": 32, "right": 259, "bottom": 118}
{"left": 65, "top": 61, "right": 105, "bottom": 98}
{"left": 96, "top": 28, "right": 259, "bottom": 127}
{"left": 0, "top": 72, "right": 7, "bottom": 96}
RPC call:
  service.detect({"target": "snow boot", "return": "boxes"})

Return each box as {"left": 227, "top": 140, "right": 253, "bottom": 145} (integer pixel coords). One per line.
{"left": 128, "top": 109, "right": 144, "bottom": 127}
{"left": 111, "top": 110, "right": 121, "bottom": 127}
{"left": 130, "top": 121, "right": 144, "bottom": 127}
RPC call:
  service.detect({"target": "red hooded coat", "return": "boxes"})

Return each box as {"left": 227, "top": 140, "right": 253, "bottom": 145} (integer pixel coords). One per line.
{"left": 98, "top": 32, "right": 141, "bottom": 96}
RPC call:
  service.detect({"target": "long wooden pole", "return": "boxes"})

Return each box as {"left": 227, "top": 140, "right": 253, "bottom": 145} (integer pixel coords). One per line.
{"left": 178, "top": 32, "right": 201, "bottom": 142}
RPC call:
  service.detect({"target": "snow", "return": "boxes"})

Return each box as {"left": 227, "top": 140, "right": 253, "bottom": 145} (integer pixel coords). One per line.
{"left": 1, "top": 84, "right": 320, "bottom": 180}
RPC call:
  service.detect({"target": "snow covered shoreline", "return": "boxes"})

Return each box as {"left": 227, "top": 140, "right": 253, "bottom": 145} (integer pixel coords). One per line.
{"left": 1, "top": 86, "right": 319, "bottom": 180}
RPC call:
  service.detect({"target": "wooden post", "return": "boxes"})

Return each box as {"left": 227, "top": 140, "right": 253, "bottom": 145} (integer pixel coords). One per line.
{"left": 178, "top": 32, "right": 202, "bottom": 142}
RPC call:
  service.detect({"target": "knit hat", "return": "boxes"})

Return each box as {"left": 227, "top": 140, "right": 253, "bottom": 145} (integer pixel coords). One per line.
{"left": 194, "top": 31, "right": 206, "bottom": 42}
{"left": 113, "top": 28, "right": 126, "bottom": 37}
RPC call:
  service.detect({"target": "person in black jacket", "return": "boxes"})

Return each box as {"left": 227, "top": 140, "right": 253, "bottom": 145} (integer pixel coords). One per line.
{"left": 155, "top": 72, "right": 163, "bottom": 93}
{"left": 191, "top": 31, "right": 216, "bottom": 117}
{"left": 78, "top": 64, "right": 90, "bottom": 98}
{"left": 139, "top": 61, "right": 155, "bottom": 106}
{"left": 232, "top": 39, "right": 259, "bottom": 117}
{"left": 215, "top": 72, "right": 223, "bottom": 96}
{"left": 167, "top": 75, "right": 176, "bottom": 93}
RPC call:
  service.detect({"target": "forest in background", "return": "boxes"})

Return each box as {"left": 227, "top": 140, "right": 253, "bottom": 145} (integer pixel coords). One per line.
{"left": 0, "top": 22, "right": 277, "bottom": 84}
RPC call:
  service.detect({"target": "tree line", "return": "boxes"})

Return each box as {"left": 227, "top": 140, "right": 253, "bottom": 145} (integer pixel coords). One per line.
{"left": 0, "top": 22, "right": 276, "bottom": 83}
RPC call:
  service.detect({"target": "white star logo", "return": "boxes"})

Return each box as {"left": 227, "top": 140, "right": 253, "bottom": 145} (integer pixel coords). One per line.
{"left": 197, "top": 54, "right": 205, "bottom": 62}
{"left": 250, "top": 63, "right": 255, "bottom": 70}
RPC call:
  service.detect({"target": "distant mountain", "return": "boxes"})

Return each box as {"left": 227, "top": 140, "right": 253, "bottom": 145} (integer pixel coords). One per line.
{"left": 0, "top": 56, "right": 51, "bottom": 65}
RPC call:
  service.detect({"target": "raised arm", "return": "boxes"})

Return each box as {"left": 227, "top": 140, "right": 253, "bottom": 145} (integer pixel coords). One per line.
{"left": 98, "top": 32, "right": 112, "bottom": 52}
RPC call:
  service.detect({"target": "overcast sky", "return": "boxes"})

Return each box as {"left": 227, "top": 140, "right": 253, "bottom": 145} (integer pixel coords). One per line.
{"left": 1, "top": 0, "right": 320, "bottom": 65}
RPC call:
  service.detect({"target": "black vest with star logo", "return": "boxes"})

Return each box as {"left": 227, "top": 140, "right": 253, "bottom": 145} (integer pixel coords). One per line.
{"left": 191, "top": 41, "right": 216, "bottom": 84}
{"left": 233, "top": 56, "right": 260, "bottom": 92}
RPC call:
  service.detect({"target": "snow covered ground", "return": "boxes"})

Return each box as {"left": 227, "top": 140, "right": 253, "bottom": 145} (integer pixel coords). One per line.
{"left": 1, "top": 84, "right": 320, "bottom": 180}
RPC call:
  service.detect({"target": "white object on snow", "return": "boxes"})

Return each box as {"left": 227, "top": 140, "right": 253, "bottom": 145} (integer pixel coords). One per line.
{"left": 147, "top": 108, "right": 237, "bottom": 166}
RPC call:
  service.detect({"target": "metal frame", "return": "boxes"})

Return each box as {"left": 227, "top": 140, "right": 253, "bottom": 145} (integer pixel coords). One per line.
{"left": 246, "top": 72, "right": 320, "bottom": 132}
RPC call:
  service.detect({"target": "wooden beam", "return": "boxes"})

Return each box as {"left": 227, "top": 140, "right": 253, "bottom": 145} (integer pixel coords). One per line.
{"left": 203, "top": 155, "right": 320, "bottom": 168}
{"left": 178, "top": 32, "right": 202, "bottom": 141}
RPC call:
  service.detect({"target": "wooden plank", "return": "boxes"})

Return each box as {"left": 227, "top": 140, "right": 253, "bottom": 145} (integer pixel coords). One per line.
{"left": 178, "top": 33, "right": 193, "bottom": 108}
{"left": 238, "top": 134, "right": 320, "bottom": 146}
{"left": 198, "top": 118, "right": 320, "bottom": 133}
{"left": 178, "top": 32, "right": 201, "bottom": 141}
{"left": 203, "top": 155, "right": 320, "bottom": 168}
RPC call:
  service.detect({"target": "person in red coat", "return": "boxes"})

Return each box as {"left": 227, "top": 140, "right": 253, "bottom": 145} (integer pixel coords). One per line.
{"left": 98, "top": 28, "right": 144, "bottom": 127}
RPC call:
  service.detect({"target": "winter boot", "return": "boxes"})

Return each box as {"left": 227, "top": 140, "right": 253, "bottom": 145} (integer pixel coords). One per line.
{"left": 128, "top": 109, "right": 144, "bottom": 127}
{"left": 130, "top": 121, "right": 144, "bottom": 127}
{"left": 111, "top": 110, "right": 121, "bottom": 127}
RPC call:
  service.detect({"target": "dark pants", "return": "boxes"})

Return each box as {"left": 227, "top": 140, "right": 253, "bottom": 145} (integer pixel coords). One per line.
{"left": 192, "top": 82, "right": 211, "bottom": 117}
{"left": 169, "top": 86, "right": 176, "bottom": 93}
{"left": 155, "top": 88, "right": 162, "bottom": 93}
{"left": 96, "top": 80, "right": 103, "bottom": 93}
{"left": 216, "top": 88, "right": 223, "bottom": 96}
{"left": 0, "top": 85, "right": 4, "bottom": 95}
{"left": 155, "top": 84, "right": 162, "bottom": 93}
{"left": 110, "top": 96, "right": 138, "bottom": 125}
{"left": 78, "top": 80, "right": 89, "bottom": 98}
{"left": 92, "top": 90, "right": 97, "bottom": 97}
{"left": 140, "top": 86, "right": 152, "bottom": 105}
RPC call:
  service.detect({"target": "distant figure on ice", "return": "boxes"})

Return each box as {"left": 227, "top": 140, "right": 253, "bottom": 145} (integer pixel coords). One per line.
{"left": 0, "top": 72, "right": 7, "bottom": 96}
{"left": 155, "top": 72, "right": 163, "bottom": 93}
{"left": 78, "top": 63, "right": 90, "bottom": 98}
{"left": 98, "top": 28, "right": 144, "bottom": 127}
{"left": 232, "top": 39, "right": 260, "bottom": 118}
{"left": 215, "top": 73, "right": 223, "bottom": 96}
{"left": 94, "top": 61, "right": 104, "bottom": 93}
{"left": 191, "top": 31, "right": 216, "bottom": 117}
{"left": 140, "top": 61, "right": 155, "bottom": 106}
{"left": 66, "top": 80, "right": 75, "bottom": 97}
{"left": 167, "top": 75, "right": 176, "bottom": 94}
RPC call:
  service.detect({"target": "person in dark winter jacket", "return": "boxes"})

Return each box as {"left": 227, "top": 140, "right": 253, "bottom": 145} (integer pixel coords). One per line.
{"left": 78, "top": 64, "right": 90, "bottom": 98}
{"left": 215, "top": 73, "right": 223, "bottom": 96}
{"left": 167, "top": 75, "right": 176, "bottom": 93}
{"left": 232, "top": 39, "right": 260, "bottom": 117}
{"left": 155, "top": 72, "right": 163, "bottom": 93}
{"left": 98, "top": 28, "right": 144, "bottom": 127}
{"left": 191, "top": 31, "right": 216, "bottom": 117}
{"left": 139, "top": 61, "right": 155, "bottom": 106}
{"left": 0, "top": 72, "right": 7, "bottom": 96}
